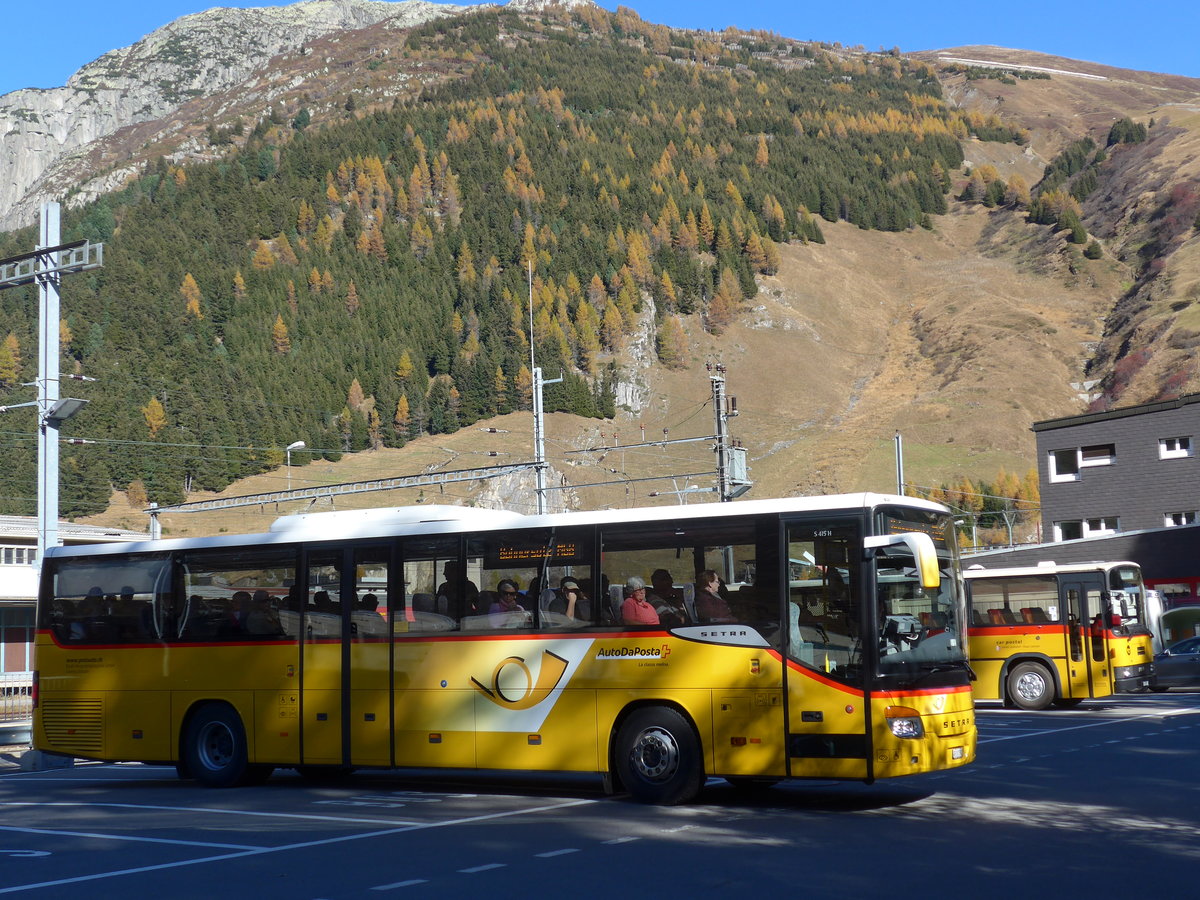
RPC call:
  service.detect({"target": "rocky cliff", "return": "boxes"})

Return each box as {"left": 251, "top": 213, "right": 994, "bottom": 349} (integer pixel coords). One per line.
{"left": 0, "top": 0, "right": 470, "bottom": 230}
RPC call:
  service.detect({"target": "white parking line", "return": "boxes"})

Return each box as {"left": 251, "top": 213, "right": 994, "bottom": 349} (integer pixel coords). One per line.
{"left": 0, "top": 801, "right": 422, "bottom": 827}
{"left": 459, "top": 863, "right": 506, "bottom": 873}
{"left": 535, "top": 848, "right": 579, "bottom": 857}
{"left": 0, "top": 824, "right": 257, "bottom": 851}
{"left": 0, "top": 798, "right": 596, "bottom": 895}
{"left": 371, "top": 879, "right": 428, "bottom": 890}
{"left": 979, "top": 704, "right": 1200, "bottom": 743}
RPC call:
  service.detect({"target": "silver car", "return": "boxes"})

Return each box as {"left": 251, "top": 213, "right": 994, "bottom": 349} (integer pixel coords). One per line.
{"left": 1151, "top": 636, "right": 1200, "bottom": 691}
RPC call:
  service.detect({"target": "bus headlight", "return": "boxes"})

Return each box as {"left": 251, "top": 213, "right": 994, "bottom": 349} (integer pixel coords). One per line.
{"left": 885, "top": 706, "right": 924, "bottom": 739}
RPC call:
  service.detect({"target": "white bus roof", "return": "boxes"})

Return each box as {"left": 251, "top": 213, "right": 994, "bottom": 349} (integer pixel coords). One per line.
{"left": 963, "top": 560, "right": 1140, "bottom": 579}
{"left": 44, "top": 492, "right": 948, "bottom": 559}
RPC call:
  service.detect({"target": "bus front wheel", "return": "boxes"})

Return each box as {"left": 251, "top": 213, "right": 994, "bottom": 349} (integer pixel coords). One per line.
{"left": 1007, "top": 662, "right": 1054, "bottom": 711}
{"left": 615, "top": 707, "right": 703, "bottom": 805}
{"left": 183, "top": 704, "right": 257, "bottom": 788}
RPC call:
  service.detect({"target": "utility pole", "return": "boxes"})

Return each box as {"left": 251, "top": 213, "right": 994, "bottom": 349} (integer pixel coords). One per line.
{"left": 527, "top": 261, "right": 560, "bottom": 514}
{"left": 708, "top": 363, "right": 751, "bottom": 501}
{"left": 0, "top": 201, "right": 103, "bottom": 565}
{"left": 531, "top": 365, "right": 560, "bottom": 514}
{"left": 710, "top": 363, "right": 730, "bottom": 501}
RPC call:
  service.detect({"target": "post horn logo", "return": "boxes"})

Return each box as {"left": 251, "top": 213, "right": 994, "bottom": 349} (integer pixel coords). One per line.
{"left": 471, "top": 650, "right": 570, "bottom": 710}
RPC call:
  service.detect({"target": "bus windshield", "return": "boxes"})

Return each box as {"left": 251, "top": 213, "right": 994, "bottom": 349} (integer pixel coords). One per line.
{"left": 875, "top": 517, "right": 968, "bottom": 680}
{"left": 1107, "top": 564, "right": 1149, "bottom": 634}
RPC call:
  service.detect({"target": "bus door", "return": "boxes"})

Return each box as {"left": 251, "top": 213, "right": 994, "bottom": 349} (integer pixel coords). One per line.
{"left": 301, "top": 549, "right": 347, "bottom": 765}
{"left": 348, "top": 545, "right": 393, "bottom": 766}
{"left": 1062, "top": 581, "right": 1109, "bottom": 699}
{"left": 393, "top": 536, "right": 476, "bottom": 767}
{"left": 784, "top": 521, "right": 869, "bottom": 780}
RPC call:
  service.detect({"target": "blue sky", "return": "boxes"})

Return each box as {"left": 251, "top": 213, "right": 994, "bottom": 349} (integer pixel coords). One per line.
{"left": 2, "top": 0, "right": 1197, "bottom": 98}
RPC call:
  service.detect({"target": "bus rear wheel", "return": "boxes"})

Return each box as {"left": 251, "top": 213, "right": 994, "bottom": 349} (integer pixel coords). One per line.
{"left": 615, "top": 707, "right": 703, "bottom": 805}
{"left": 1007, "top": 662, "right": 1054, "bottom": 711}
{"left": 184, "top": 704, "right": 254, "bottom": 788}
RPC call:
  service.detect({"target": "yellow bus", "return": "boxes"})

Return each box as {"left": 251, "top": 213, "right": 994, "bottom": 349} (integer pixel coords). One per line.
{"left": 963, "top": 561, "right": 1154, "bottom": 710}
{"left": 34, "top": 494, "right": 975, "bottom": 803}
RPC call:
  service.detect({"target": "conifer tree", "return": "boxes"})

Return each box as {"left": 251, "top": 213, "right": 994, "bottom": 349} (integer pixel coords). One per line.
{"left": 181, "top": 273, "right": 204, "bottom": 319}
{"left": 395, "top": 350, "right": 414, "bottom": 382}
{"left": 656, "top": 315, "right": 688, "bottom": 368}
{"left": 0, "top": 333, "right": 21, "bottom": 387}
{"left": 707, "top": 268, "right": 742, "bottom": 333}
{"left": 142, "top": 397, "right": 167, "bottom": 437}
{"left": 514, "top": 365, "right": 533, "bottom": 410}
{"left": 252, "top": 241, "right": 275, "bottom": 270}
{"left": 393, "top": 394, "right": 411, "bottom": 438}
{"left": 272, "top": 315, "right": 291, "bottom": 354}
{"left": 754, "top": 133, "right": 770, "bottom": 168}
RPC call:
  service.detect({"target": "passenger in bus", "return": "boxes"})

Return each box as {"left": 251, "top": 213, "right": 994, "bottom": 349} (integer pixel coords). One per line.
{"left": 225, "top": 591, "right": 253, "bottom": 635}
{"left": 525, "top": 573, "right": 544, "bottom": 606}
{"left": 360, "top": 593, "right": 382, "bottom": 615}
{"left": 549, "top": 577, "right": 591, "bottom": 621}
{"left": 71, "top": 587, "right": 105, "bottom": 639}
{"left": 284, "top": 584, "right": 305, "bottom": 612}
{"left": 694, "top": 570, "right": 735, "bottom": 623}
{"left": 245, "top": 589, "right": 283, "bottom": 635}
{"left": 648, "top": 569, "right": 688, "bottom": 626}
{"left": 488, "top": 578, "right": 528, "bottom": 627}
{"left": 621, "top": 576, "right": 659, "bottom": 626}
{"left": 438, "top": 561, "right": 480, "bottom": 617}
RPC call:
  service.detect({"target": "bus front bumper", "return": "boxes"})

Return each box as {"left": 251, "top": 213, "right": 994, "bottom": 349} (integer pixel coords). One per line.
{"left": 1114, "top": 663, "right": 1153, "bottom": 693}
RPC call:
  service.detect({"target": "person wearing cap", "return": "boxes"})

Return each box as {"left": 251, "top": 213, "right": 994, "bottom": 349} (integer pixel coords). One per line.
{"left": 648, "top": 568, "right": 688, "bottom": 627}
{"left": 549, "top": 576, "right": 591, "bottom": 621}
{"left": 621, "top": 575, "right": 659, "bottom": 626}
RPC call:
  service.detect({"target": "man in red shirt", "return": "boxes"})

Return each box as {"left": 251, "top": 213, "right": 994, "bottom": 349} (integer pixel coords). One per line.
{"left": 620, "top": 576, "right": 660, "bottom": 626}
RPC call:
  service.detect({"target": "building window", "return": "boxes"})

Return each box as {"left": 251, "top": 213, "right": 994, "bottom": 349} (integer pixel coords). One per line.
{"left": 1055, "top": 520, "right": 1083, "bottom": 541}
{"left": 1165, "top": 511, "right": 1197, "bottom": 527}
{"left": 1079, "top": 444, "right": 1115, "bottom": 467}
{"left": 0, "top": 546, "right": 34, "bottom": 566}
{"left": 1085, "top": 517, "right": 1119, "bottom": 537}
{"left": 1049, "top": 449, "right": 1080, "bottom": 483}
{"left": 1159, "top": 436, "right": 1193, "bottom": 460}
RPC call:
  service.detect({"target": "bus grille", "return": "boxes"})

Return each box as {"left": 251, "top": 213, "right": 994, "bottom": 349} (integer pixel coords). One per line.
{"left": 41, "top": 698, "right": 103, "bottom": 754}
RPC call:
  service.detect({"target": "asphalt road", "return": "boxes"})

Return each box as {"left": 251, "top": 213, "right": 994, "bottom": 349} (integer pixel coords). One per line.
{"left": 2, "top": 693, "right": 1197, "bottom": 898}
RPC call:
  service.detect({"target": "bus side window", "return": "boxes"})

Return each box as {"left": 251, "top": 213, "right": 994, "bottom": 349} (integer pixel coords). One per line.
{"left": 180, "top": 548, "right": 298, "bottom": 642}
{"left": 400, "top": 537, "right": 461, "bottom": 633}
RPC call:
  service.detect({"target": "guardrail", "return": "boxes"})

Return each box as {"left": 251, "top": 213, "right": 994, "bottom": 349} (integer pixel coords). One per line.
{"left": 1, "top": 672, "right": 32, "bottom": 723}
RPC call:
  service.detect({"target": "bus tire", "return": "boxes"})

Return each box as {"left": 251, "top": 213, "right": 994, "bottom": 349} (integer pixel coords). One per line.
{"left": 615, "top": 707, "right": 703, "bottom": 805}
{"left": 183, "top": 704, "right": 252, "bottom": 788}
{"left": 1007, "top": 662, "right": 1054, "bottom": 711}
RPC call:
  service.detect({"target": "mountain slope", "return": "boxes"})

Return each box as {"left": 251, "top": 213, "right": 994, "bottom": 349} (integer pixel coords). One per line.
{"left": 0, "top": 0, "right": 470, "bottom": 230}
{"left": 0, "top": 3, "right": 1197, "bottom": 535}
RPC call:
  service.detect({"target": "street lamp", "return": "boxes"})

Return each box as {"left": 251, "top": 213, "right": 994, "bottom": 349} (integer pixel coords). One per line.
{"left": 286, "top": 441, "right": 306, "bottom": 491}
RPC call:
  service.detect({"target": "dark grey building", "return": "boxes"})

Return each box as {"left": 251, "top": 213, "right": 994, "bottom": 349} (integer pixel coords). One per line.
{"left": 1034, "top": 393, "right": 1200, "bottom": 542}
{"left": 980, "top": 394, "right": 1200, "bottom": 646}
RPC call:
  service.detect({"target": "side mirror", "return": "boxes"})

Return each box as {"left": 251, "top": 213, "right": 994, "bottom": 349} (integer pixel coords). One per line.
{"left": 864, "top": 532, "right": 940, "bottom": 589}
